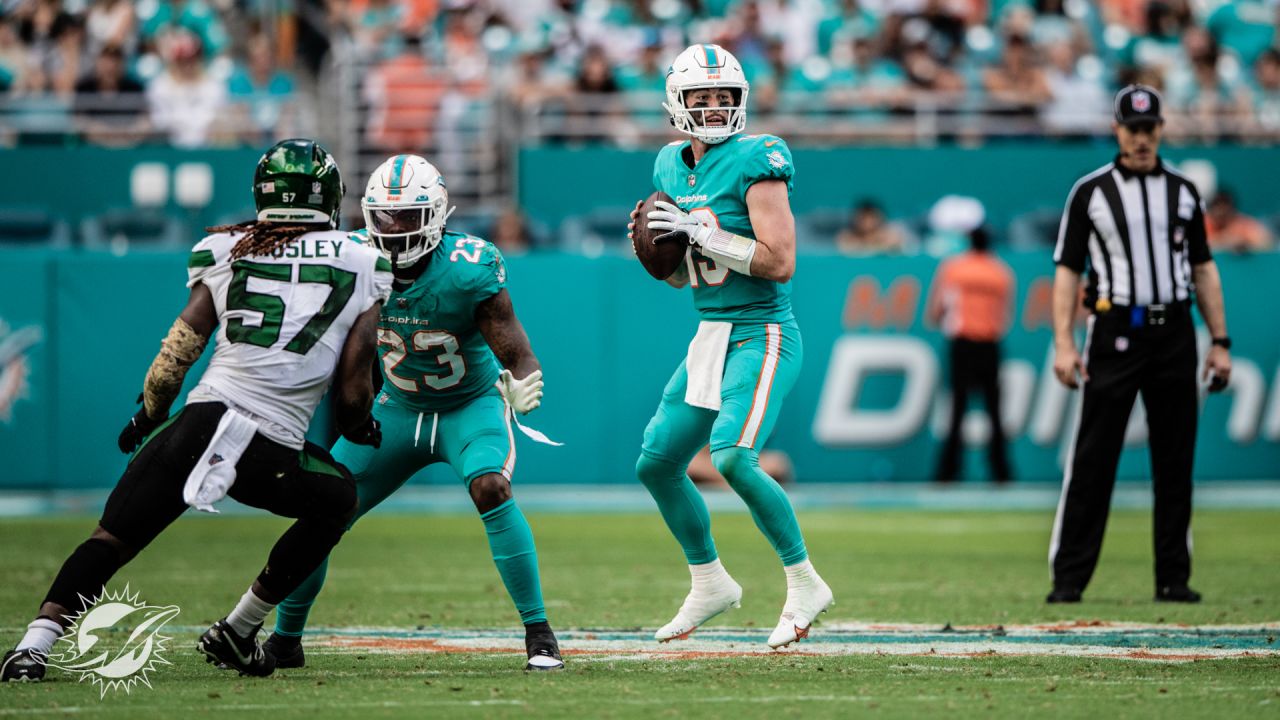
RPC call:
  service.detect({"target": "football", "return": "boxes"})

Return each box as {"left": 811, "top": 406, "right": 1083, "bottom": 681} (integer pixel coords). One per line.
{"left": 631, "top": 190, "right": 688, "bottom": 280}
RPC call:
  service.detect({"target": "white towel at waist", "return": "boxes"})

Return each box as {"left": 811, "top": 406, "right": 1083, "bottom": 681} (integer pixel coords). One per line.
{"left": 183, "top": 408, "right": 260, "bottom": 513}
{"left": 684, "top": 320, "right": 733, "bottom": 411}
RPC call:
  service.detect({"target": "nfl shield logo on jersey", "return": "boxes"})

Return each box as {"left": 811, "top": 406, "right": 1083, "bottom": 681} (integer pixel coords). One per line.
{"left": 1132, "top": 91, "right": 1150, "bottom": 112}
{"left": 687, "top": 174, "right": 697, "bottom": 187}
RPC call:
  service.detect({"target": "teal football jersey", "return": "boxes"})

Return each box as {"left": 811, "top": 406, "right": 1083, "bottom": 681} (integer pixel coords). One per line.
{"left": 652, "top": 134, "right": 796, "bottom": 323}
{"left": 352, "top": 229, "right": 507, "bottom": 413}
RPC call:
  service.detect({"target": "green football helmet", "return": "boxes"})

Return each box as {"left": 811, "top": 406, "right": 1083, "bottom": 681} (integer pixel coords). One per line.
{"left": 252, "top": 139, "right": 344, "bottom": 227}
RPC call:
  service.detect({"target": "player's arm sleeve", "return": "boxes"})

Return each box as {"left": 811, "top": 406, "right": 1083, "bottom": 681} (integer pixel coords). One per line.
{"left": 1186, "top": 189, "right": 1213, "bottom": 265}
{"left": 363, "top": 254, "right": 394, "bottom": 312}
{"left": 186, "top": 235, "right": 222, "bottom": 288}
{"left": 740, "top": 136, "right": 795, "bottom": 197}
{"left": 1052, "top": 179, "right": 1092, "bottom": 273}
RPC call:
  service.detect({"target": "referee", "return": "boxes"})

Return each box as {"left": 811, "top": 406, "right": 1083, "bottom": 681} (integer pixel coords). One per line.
{"left": 1046, "top": 85, "right": 1232, "bottom": 604}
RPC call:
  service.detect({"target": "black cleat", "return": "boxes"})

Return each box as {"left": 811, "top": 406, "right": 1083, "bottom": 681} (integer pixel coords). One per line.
{"left": 1046, "top": 587, "right": 1082, "bottom": 604}
{"left": 1, "top": 649, "right": 46, "bottom": 682}
{"left": 524, "top": 621, "right": 564, "bottom": 671}
{"left": 263, "top": 633, "right": 305, "bottom": 669}
{"left": 1155, "top": 585, "right": 1202, "bottom": 603}
{"left": 198, "top": 620, "right": 276, "bottom": 677}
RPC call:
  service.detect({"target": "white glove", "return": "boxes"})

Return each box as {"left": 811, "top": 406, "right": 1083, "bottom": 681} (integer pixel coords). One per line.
{"left": 498, "top": 369, "right": 543, "bottom": 414}
{"left": 646, "top": 200, "right": 713, "bottom": 248}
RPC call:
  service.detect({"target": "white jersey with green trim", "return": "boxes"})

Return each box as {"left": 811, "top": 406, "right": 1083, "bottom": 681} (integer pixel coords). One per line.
{"left": 184, "top": 230, "right": 394, "bottom": 448}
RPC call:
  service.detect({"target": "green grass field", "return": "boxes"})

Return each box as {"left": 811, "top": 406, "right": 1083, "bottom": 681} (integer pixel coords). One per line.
{"left": 1, "top": 508, "right": 1277, "bottom": 718}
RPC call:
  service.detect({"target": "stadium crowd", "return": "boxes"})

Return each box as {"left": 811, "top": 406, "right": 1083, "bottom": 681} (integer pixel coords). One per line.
{"left": 1, "top": 0, "right": 1279, "bottom": 147}
{"left": 0, "top": 0, "right": 1275, "bottom": 254}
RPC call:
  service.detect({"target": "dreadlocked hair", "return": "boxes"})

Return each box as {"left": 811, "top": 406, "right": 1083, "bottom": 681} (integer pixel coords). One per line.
{"left": 207, "top": 221, "right": 326, "bottom": 260}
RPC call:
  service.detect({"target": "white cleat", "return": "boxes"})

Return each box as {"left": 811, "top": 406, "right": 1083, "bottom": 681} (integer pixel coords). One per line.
{"left": 654, "top": 575, "right": 743, "bottom": 642}
{"left": 767, "top": 575, "right": 834, "bottom": 649}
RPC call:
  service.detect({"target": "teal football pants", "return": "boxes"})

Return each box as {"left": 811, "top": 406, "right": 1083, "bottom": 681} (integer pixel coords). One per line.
{"left": 274, "top": 390, "right": 548, "bottom": 636}
{"left": 637, "top": 321, "right": 808, "bottom": 567}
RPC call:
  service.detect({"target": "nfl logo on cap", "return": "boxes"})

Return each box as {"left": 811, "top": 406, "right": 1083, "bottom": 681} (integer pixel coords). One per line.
{"left": 1132, "top": 91, "right": 1150, "bottom": 113}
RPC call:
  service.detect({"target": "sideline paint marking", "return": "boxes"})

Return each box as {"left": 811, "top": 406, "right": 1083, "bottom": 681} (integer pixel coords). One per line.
{"left": 239, "top": 622, "right": 1279, "bottom": 663}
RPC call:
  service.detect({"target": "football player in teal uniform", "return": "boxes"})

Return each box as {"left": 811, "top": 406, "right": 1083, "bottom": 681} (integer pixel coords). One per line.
{"left": 629, "top": 44, "right": 833, "bottom": 648}
{"left": 266, "top": 155, "right": 563, "bottom": 671}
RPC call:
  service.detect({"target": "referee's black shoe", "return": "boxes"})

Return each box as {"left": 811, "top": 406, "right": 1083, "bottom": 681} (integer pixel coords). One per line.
{"left": 1155, "top": 585, "right": 1202, "bottom": 603}
{"left": 1046, "top": 587, "right": 1082, "bottom": 604}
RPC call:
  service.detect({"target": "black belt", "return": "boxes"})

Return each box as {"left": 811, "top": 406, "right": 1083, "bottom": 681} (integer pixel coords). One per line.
{"left": 1094, "top": 301, "right": 1190, "bottom": 328}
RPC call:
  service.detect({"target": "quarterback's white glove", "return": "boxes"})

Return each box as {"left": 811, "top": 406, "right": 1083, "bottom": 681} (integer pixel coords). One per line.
{"left": 647, "top": 201, "right": 713, "bottom": 248}
{"left": 499, "top": 369, "right": 543, "bottom": 414}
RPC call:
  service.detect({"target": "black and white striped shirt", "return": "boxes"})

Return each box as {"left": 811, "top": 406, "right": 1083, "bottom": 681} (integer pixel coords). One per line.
{"left": 1053, "top": 156, "right": 1212, "bottom": 308}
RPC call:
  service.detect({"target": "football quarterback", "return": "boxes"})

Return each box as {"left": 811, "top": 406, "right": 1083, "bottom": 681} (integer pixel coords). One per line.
{"left": 628, "top": 44, "right": 834, "bottom": 649}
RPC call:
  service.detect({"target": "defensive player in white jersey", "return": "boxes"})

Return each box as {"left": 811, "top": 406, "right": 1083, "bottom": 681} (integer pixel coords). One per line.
{"left": 1, "top": 139, "right": 392, "bottom": 682}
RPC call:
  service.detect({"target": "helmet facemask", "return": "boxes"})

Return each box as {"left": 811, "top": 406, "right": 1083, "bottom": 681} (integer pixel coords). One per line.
{"left": 362, "top": 198, "right": 451, "bottom": 268}
{"left": 666, "top": 85, "right": 748, "bottom": 144}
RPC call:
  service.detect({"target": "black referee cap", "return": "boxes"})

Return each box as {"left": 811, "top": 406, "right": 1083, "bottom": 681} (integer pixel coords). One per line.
{"left": 1114, "top": 84, "right": 1163, "bottom": 125}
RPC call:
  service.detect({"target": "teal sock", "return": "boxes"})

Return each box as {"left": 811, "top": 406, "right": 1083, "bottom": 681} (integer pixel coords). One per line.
{"left": 711, "top": 447, "right": 808, "bottom": 565}
{"left": 481, "top": 499, "right": 547, "bottom": 625}
{"left": 635, "top": 453, "right": 718, "bottom": 565}
{"left": 273, "top": 556, "right": 329, "bottom": 637}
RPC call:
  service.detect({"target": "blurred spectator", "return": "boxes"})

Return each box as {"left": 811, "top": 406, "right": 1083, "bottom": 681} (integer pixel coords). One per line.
{"left": 925, "top": 195, "right": 985, "bottom": 257}
{"left": 836, "top": 200, "right": 909, "bottom": 254}
{"left": 6, "top": 54, "right": 72, "bottom": 142}
{"left": 439, "top": 6, "right": 489, "bottom": 88}
{"left": 1255, "top": 49, "right": 1280, "bottom": 134}
{"left": 16, "top": 0, "right": 74, "bottom": 76}
{"left": 926, "top": 225, "right": 1015, "bottom": 484}
{"left": 346, "top": 0, "right": 406, "bottom": 60}
{"left": 47, "top": 15, "right": 87, "bottom": 95}
{"left": 1041, "top": 39, "right": 1109, "bottom": 135}
{"left": 0, "top": 17, "right": 27, "bottom": 92}
{"left": 491, "top": 207, "right": 533, "bottom": 255}
{"left": 901, "top": 38, "right": 966, "bottom": 95}
{"left": 886, "top": 0, "right": 967, "bottom": 64}
{"left": 983, "top": 33, "right": 1052, "bottom": 119}
{"left": 816, "top": 0, "right": 880, "bottom": 57}
{"left": 722, "top": 0, "right": 771, "bottom": 73}
{"left": 505, "top": 45, "right": 571, "bottom": 111}
{"left": 1128, "top": 0, "right": 1193, "bottom": 74}
{"left": 828, "top": 34, "right": 909, "bottom": 111}
{"left": 569, "top": 43, "right": 621, "bottom": 142}
{"left": 227, "top": 33, "right": 297, "bottom": 146}
{"left": 1205, "top": 190, "right": 1274, "bottom": 254}
{"left": 146, "top": 31, "right": 226, "bottom": 148}
{"left": 616, "top": 39, "right": 667, "bottom": 95}
{"left": 85, "top": 0, "right": 136, "bottom": 57}
{"left": 364, "top": 34, "right": 445, "bottom": 151}
{"left": 74, "top": 44, "right": 147, "bottom": 146}
{"left": 138, "top": 0, "right": 227, "bottom": 58}
{"left": 1205, "top": 0, "right": 1277, "bottom": 68}
{"left": 1167, "top": 30, "right": 1253, "bottom": 140}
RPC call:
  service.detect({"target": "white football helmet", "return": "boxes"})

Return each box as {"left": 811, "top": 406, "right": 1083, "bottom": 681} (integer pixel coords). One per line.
{"left": 361, "top": 154, "right": 454, "bottom": 267}
{"left": 663, "top": 44, "right": 749, "bottom": 144}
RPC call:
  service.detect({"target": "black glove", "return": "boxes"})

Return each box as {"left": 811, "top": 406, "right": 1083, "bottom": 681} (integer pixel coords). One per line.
{"left": 342, "top": 414, "right": 382, "bottom": 449}
{"left": 117, "top": 395, "right": 166, "bottom": 454}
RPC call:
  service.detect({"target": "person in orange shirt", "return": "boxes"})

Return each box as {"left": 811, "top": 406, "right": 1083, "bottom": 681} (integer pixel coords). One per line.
{"left": 1206, "top": 190, "right": 1274, "bottom": 253}
{"left": 926, "top": 226, "right": 1015, "bottom": 483}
